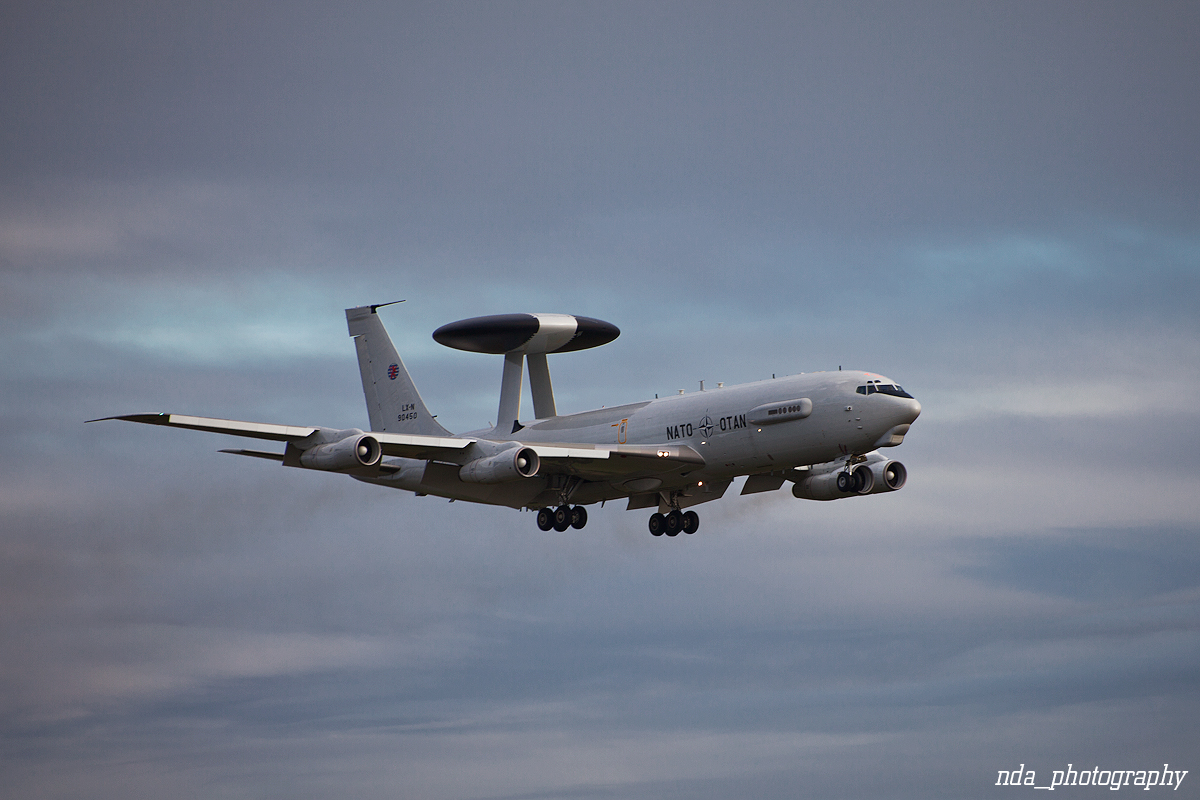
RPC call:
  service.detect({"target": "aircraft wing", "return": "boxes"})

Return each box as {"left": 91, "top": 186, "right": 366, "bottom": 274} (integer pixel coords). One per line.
{"left": 87, "top": 413, "right": 320, "bottom": 441}
{"left": 88, "top": 414, "right": 703, "bottom": 477}
{"left": 87, "top": 413, "right": 475, "bottom": 460}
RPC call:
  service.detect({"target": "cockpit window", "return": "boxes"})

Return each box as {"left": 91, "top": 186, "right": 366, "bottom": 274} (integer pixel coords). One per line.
{"left": 877, "top": 384, "right": 913, "bottom": 398}
{"left": 856, "top": 381, "right": 913, "bottom": 399}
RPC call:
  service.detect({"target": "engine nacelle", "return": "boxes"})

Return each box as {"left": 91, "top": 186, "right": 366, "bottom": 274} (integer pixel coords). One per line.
{"left": 791, "top": 460, "right": 906, "bottom": 501}
{"left": 298, "top": 434, "right": 382, "bottom": 471}
{"left": 458, "top": 447, "right": 540, "bottom": 484}
{"left": 790, "top": 463, "right": 870, "bottom": 501}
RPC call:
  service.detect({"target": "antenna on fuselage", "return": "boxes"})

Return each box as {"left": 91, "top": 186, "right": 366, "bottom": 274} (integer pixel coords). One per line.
{"left": 432, "top": 313, "right": 620, "bottom": 435}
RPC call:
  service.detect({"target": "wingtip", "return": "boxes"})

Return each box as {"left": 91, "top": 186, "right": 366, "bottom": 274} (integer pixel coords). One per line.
{"left": 84, "top": 413, "right": 169, "bottom": 424}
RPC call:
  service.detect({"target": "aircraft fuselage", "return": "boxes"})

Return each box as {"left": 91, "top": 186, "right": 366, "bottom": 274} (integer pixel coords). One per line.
{"left": 363, "top": 369, "right": 920, "bottom": 511}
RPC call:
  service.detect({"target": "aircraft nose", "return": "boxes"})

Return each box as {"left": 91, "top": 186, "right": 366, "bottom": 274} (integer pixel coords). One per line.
{"left": 905, "top": 398, "right": 922, "bottom": 423}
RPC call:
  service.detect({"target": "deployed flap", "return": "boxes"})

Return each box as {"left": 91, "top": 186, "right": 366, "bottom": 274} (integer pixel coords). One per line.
{"left": 530, "top": 442, "right": 705, "bottom": 480}
{"left": 346, "top": 304, "right": 451, "bottom": 436}
{"left": 219, "top": 448, "right": 405, "bottom": 475}
{"left": 740, "top": 472, "right": 788, "bottom": 495}
{"left": 372, "top": 431, "right": 475, "bottom": 459}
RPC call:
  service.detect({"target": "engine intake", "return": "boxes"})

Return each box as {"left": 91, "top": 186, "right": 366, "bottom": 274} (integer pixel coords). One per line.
{"left": 459, "top": 447, "right": 540, "bottom": 484}
{"left": 870, "top": 459, "right": 906, "bottom": 492}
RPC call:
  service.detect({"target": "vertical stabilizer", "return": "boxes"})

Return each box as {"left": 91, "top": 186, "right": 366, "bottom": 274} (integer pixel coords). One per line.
{"left": 346, "top": 305, "right": 451, "bottom": 436}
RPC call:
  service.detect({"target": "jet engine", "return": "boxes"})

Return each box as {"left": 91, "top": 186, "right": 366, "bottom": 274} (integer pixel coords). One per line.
{"left": 298, "top": 433, "right": 383, "bottom": 471}
{"left": 869, "top": 458, "right": 906, "bottom": 492}
{"left": 459, "top": 447, "right": 540, "bottom": 484}
{"left": 791, "top": 459, "right": 906, "bottom": 501}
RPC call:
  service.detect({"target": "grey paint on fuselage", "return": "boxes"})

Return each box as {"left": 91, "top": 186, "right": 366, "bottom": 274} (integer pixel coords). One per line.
{"left": 360, "top": 370, "right": 920, "bottom": 510}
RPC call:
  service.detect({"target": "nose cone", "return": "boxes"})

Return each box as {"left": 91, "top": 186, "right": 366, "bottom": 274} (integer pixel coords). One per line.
{"left": 904, "top": 398, "right": 922, "bottom": 424}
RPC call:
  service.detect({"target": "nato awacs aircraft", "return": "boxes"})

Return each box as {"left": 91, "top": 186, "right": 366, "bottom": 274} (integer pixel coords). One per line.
{"left": 92, "top": 303, "right": 921, "bottom": 536}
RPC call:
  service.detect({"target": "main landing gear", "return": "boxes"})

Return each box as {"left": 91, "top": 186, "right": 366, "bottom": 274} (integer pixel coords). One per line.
{"left": 648, "top": 509, "right": 699, "bottom": 537}
{"left": 536, "top": 476, "right": 588, "bottom": 531}
{"left": 536, "top": 505, "right": 587, "bottom": 531}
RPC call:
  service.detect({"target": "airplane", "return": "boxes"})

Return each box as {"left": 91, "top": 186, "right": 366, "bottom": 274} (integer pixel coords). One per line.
{"left": 90, "top": 303, "right": 921, "bottom": 536}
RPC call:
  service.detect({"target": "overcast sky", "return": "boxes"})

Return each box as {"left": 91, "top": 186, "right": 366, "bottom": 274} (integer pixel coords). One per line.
{"left": 2, "top": 2, "right": 1199, "bottom": 798}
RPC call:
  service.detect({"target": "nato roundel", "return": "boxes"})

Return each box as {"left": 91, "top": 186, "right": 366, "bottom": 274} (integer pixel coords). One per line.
{"left": 432, "top": 313, "right": 619, "bottom": 355}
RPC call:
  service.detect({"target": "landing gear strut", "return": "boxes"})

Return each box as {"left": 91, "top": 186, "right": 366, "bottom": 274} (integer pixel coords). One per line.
{"left": 536, "top": 476, "right": 589, "bottom": 531}
{"left": 837, "top": 455, "right": 871, "bottom": 494}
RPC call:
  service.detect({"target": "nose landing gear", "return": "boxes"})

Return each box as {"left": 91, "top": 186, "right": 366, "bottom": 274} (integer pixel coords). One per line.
{"left": 836, "top": 455, "right": 872, "bottom": 494}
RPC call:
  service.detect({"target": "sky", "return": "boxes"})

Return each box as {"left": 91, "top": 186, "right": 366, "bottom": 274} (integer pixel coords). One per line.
{"left": 2, "top": 1, "right": 1199, "bottom": 798}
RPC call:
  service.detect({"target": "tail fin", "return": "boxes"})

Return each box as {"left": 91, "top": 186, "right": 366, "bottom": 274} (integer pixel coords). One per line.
{"left": 346, "top": 304, "right": 451, "bottom": 436}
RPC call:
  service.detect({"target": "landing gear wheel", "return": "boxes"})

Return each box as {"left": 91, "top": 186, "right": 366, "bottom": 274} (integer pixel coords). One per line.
{"left": 553, "top": 505, "right": 572, "bottom": 532}
{"left": 682, "top": 510, "right": 699, "bottom": 534}
{"left": 648, "top": 513, "right": 666, "bottom": 536}
{"left": 665, "top": 510, "right": 683, "bottom": 536}
{"left": 836, "top": 471, "right": 853, "bottom": 493}
{"left": 852, "top": 469, "right": 867, "bottom": 493}
{"left": 536, "top": 508, "right": 554, "bottom": 531}
{"left": 570, "top": 505, "right": 588, "bottom": 529}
